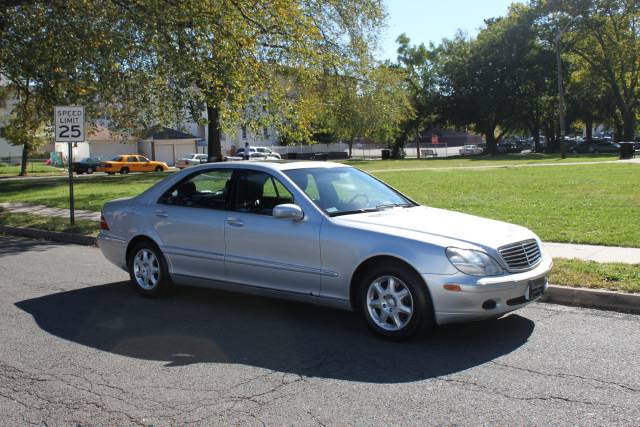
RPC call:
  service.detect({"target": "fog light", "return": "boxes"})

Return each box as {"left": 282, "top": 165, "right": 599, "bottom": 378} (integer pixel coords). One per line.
{"left": 443, "top": 283, "right": 461, "bottom": 292}
{"left": 482, "top": 299, "right": 497, "bottom": 310}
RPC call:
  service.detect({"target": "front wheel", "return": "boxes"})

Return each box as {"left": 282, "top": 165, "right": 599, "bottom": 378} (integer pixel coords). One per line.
{"left": 155, "top": 166, "right": 163, "bottom": 172}
{"left": 128, "top": 241, "right": 173, "bottom": 297}
{"left": 358, "top": 261, "right": 434, "bottom": 341}
{"left": 86, "top": 167, "right": 94, "bottom": 174}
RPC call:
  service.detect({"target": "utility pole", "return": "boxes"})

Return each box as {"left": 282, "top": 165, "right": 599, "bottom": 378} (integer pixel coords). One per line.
{"left": 555, "top": 32, "right": 567, "bottom": 159}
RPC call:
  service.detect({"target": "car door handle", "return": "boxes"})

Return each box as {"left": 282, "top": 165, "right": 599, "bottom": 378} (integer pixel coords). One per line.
{"left": 226, "top": 217, "right": 244, "bottom": 227}
{"left": 155, "top": 209, "right": 169, "bottom": 218}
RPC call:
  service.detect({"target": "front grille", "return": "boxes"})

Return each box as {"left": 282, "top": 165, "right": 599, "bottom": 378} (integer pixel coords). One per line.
{"left": 498, "top": 239, "right": 541, "bottom": 271}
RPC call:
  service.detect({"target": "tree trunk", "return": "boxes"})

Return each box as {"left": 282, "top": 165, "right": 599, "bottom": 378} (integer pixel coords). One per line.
{"left": 206, "top": 104, "right": 223, "bottom": 162}
{"left": 348, "top": 139, "right": 353, "bottom": 158}
{"left": 622, "top": 108, "right": 636, "bottom": 141}
{"left": 19, "top": 142, "right": 28, "bottom": 176}
{"left": 484, "top": 126, "right": 497, "bottom": 155}
{"left": 531, "top": 126, "right": 541, "bottom": 153}
{"left": 585, "top": 116, "right": 593, "bottom": 141}
{"left": 416, "top": 130, "right": 421, "bottom": 159}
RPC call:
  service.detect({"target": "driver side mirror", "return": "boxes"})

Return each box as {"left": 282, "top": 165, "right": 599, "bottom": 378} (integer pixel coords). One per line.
{"left": 273, "top": 204, "right": 304, "bottom": 221}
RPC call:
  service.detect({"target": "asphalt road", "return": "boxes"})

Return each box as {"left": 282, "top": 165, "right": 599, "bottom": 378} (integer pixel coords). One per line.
{"left": 0, "top": 235, "right": 638, "bottom": 426}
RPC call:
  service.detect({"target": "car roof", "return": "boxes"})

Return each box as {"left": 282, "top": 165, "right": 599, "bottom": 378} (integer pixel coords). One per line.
{"left": 189, "top": 160, "right": 350, "bottom": 172}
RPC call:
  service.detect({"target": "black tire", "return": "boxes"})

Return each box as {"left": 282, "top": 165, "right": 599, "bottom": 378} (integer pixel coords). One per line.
{"left": 357, "top": 261, "right": 435, "bottom": 341}
{"left": 86, "top": 167, "right": 94, "bottom": 174}
{"left": 155, "top": 166, "right": 163, "bottom": 172}
{"left": 107, "top": 172, "right": 114, "bottom": 175}
{"left": 127, "top": 240, "right": 173, "bottom": 298}
{"left": 120, "top": 167, "right": 129, "bottom": 175}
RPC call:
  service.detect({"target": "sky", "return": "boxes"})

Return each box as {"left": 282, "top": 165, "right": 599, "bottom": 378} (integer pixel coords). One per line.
{"left": 379, "top": 0, "right": 516, "bottom": 61}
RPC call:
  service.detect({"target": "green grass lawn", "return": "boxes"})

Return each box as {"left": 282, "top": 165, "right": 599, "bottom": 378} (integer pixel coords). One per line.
{"left": 550, "top": 258, "right": 640, "bottom": 293}
{"left": 0, "top": 173, "right": 166, "bottom": 212}
{"left": 0, "top": 161, "right": 638, "bottom": 247}
{"left": 0, "top": 208, "right": 99, "bottom": 236}
{"left": 377, "top": 163, "right": 639, "bottom": 247}
{"left": 0, "top": 163, "right": 67, "bottom": 176}
{"left": 342, "top": 153, "right": 619, "bottom": 171}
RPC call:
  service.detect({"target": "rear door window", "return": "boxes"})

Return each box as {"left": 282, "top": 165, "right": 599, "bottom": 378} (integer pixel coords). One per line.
{"left": 158, "top": 169, "right": 233, "bottom": 210}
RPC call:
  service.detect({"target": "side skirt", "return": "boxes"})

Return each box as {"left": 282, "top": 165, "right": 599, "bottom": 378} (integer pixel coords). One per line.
{"left": 171, "top": 273, "right": 352, "bottom": 311}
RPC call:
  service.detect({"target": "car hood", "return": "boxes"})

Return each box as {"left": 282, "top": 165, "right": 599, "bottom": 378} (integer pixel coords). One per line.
{"left": 331, "top": 206, "right": 537, "bottom": 251}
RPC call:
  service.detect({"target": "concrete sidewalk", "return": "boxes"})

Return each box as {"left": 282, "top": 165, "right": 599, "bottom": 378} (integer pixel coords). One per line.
{"left": 0, "top": 202, "right": 639, "bottom": 264}
{"left": 544, "top": 242, "right": 640, "bottom": 264}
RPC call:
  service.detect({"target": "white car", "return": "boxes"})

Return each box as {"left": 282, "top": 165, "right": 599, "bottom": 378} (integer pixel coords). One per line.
{"left": 176, "top": 153, "right": 208, "bottom": 169}
{"left": 459, "top": 145, "right": 484, "bottom": 156}
{"left": 236, "top": 147, "right": 281, "bottom": 159}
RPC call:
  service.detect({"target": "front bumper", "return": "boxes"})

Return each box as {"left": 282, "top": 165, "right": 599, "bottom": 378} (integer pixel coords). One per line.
{"left": 424, "top": 255, "right": 553, "bottom": 325}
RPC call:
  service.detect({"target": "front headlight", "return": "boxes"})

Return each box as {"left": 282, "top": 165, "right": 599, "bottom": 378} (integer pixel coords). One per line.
{"left": 446, "top": 247, "right": 504, "bottom": 276}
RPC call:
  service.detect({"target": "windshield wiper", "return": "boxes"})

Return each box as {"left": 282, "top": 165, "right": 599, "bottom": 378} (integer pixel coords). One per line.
{"left": 375, "top": 203, "right": 413, "bottom": 209}
{"left": 330, "top": 207, "right": 382, "bottom": 217}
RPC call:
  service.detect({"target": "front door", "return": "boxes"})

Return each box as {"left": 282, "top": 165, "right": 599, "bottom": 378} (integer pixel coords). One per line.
{"left": 152, "top": 168, "right": 233, "bottom": 282}
{"left": 224, "top": 169, "right": 322, "bottom": 296}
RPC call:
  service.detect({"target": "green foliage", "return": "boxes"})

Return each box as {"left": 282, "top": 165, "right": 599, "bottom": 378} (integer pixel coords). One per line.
{"left": 539, "top": 0, "right": 640, "bottom": 140}
{"left": 314, "top": 63, "right": 414, "bottom": 152}
{"left": 1, "top": 0, "right": 387, "bottom": 164}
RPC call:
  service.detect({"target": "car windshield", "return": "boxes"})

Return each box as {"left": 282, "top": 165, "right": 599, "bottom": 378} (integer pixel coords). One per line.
{"left": 284, "top": 167, "right": 414, "bottom": 217}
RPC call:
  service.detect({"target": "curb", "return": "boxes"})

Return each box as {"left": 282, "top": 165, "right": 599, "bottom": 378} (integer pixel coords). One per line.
{"left": 540, "top": 284, "right": 640, "bottom": 314}
{"left": 0, "top": 225, "right": 97, "bottom": 246}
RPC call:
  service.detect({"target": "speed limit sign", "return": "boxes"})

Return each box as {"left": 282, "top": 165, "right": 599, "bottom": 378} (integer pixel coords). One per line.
{"left": 54, "top": 106, "right": 85, "bottom": 142}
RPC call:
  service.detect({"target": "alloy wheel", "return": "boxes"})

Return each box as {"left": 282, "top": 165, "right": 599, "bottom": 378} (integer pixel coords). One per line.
{"left": 133, "top": 248, "right": 160, "bottom": 290}
{"left": 366, "top": 275, "right": 414, "bottom": 331}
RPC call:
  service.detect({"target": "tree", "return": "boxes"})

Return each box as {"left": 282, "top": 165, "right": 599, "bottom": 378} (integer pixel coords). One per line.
{"left": 540, "top": 0, "right": 640, "bottom": 140}
{"left": 0, "top": 1, "right": 153, "bottom": 175}
{"left": 116, "top": 0, "right": 387, "bottom": 160}
{"left": 315, "top": 63, "right": 414, "bottom": 157}
{"left": 395, "top": 34, "right": 440, "bottom": 157}
{"left": 1, "top": 0, "right": 386, "bottom": 175}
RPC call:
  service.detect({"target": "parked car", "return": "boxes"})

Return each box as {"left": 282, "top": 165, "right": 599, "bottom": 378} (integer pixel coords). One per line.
{"left": 176, "top": 153, "right": 208, "bottom": 169}
{"left": 72, "top": 156, "right": 103, "bottom": 174}
{"left": 97, "top": 155, "right": 169, "bottom": 175}
{"left": 569, "top": 139, "right": 620, "bottom": 154}
{"left": 226, "top": 151, "right": 272, "bottom": 161}
{"left": 236, "top": 147, "right": 281, "bottom": 159}
{"left": 496, "top": 141, "right": 521, "bottom": 154}
{"left": 98, "top": 161, "right": 552, "bottom": 340}
{"left": 459, "top": 145, "right": 483, "bottom": 156}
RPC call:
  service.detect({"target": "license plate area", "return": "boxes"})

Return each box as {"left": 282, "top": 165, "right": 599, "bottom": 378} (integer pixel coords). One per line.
{"left": 527, "top": 276, "right": 547, "bottom": 300}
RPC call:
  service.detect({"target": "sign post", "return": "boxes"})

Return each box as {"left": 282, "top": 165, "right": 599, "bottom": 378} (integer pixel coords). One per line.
{"left": 54, "top": 106, "right": 85, "bottom": 226}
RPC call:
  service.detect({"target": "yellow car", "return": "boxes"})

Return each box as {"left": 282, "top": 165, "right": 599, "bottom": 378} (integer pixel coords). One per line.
{"left": 97, "top": 155, "right": 169, "bottom": 175}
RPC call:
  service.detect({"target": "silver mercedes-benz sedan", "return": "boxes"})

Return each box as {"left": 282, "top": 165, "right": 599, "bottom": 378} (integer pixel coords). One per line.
{"left": 98, "top": 161, "right": 552, "bottom": 340}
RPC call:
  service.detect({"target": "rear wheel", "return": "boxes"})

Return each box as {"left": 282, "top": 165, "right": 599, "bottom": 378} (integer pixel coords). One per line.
{"left": 358, "top": 261, "right": 434, "bottom": 341}
{"left": 86, "top": 167, "right": 94, "bottom": 174}
{"left": 127, "top": 241, "right": 172, "bottom": 297}
{"left": 120, "top": 167, "right": 129, "bottom": 175}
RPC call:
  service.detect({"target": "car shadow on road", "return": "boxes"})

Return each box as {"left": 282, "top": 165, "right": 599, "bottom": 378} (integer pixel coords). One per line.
{"left": 16, "top": 281, "right": 535, "bottom": 383}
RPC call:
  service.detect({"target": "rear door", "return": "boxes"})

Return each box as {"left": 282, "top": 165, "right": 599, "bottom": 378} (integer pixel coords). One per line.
{"left": 152, "top": 168, "right": 233, "bottom": 282}
{"left": 125, "top": 156, "right": 141, "bottom": 172}
{"left": 224, "top": 169, "right": 322, "bottom": 295}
